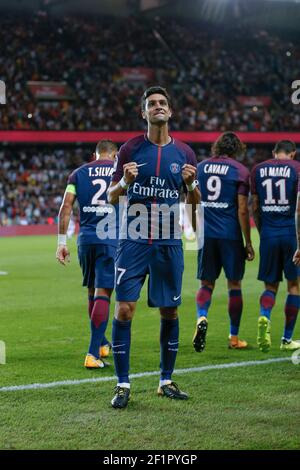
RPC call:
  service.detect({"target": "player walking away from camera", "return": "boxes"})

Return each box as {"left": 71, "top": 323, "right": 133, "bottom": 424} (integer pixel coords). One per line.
{"left": 251, "top": 140, "right": 300, "bottom": 352}
{"left": 56, "top": 140, "right": 119, "bottom": 368}
{"left": 194, "top": 132, "right": 254, "bottom": 353}
{"left": 107, "top": 86, "right": 200, "bottom": 409}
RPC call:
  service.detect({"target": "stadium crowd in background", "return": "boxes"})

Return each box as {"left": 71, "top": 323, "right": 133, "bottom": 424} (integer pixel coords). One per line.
{"left": 0, "top": 14, "right": 300, "bottom": 132}
{"left": 0, "top": 145, "right": 273, "bottom": 226}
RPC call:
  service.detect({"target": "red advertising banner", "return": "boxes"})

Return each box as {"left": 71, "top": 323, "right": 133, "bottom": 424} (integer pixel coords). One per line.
{"left": 119, "top": 67, "right": 155, "bottom": 82}
{"left": 237, "top": 96, "right": 272, "bottom": 107}
{"left": 27, "top": 81, "right": 73, "bottom": 100}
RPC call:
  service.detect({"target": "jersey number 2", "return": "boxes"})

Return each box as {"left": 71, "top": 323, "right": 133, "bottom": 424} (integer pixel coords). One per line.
{"left": 91, "top": 179, "right": 107, "bottom": 205}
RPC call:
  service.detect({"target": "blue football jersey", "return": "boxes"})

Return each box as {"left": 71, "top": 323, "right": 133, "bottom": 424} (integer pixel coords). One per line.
{"left": 197, "top": 156, "right": 250, "bottom": 240}
{"left": 251, "top": 158, "right": 300, "bottom": 239}
{"left": 112, "top": 134, "right": 197, "bottom": 244}
{"left": 68, "top": 159, "right": 119, "bottom": 246}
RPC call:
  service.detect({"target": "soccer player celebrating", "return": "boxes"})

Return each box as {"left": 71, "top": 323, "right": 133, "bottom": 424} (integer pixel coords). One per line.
{"left": 194, "top": 132, "right": 254, "bottom": 352}
{"left": 251, "top": 140, "right": 300, "bottom": 352}
{"left": 107, "top": 86, "right": 200, "bottom": 409}
{"left": 56, "top": 140, "right": 119, "bottom": 368}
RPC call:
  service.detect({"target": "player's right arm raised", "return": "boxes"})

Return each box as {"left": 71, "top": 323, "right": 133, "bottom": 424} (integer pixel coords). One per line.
{"left": 107, "top": 162, "right": 138, "bottom": 205}
{"left": 238, "top": 194, "right": 255, "bottom": 261}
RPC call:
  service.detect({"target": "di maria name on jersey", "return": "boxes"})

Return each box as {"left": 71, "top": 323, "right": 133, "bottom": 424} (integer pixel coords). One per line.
{"left": 251, "top": 159, "right": 300, "bottom": 238}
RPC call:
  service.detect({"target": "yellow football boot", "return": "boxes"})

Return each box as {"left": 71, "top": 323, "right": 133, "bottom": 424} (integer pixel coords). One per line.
{"left": 99, "top": 343, "right": 111, "bottom": 358}
{"left": 84, "top": 354, "right": 108, "bottom": 369}
{"left": 257, "top": 316, "right": 271, "bottom": 352}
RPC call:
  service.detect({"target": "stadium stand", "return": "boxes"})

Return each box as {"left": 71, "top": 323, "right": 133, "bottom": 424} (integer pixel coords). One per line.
{"left": 0, "top": 14, "right": 299, "bottom": 132}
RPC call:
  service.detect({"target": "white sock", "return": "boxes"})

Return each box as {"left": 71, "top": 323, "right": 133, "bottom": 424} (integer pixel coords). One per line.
{"left": 159, "top": 379, "right": 172, "bottom": 387}
{"left": 117, "top": 382, "right": 130, "bottom": 389}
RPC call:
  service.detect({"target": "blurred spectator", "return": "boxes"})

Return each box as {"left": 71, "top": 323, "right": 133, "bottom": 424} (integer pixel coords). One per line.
{"left": 0, "top": 144, "right": 279, "bottom": 225}
{"left": 0, "top": 14, "right": 299, "bottom": 132}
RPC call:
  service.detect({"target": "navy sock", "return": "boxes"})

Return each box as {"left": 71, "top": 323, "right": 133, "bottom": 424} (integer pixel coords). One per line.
{"left": 160, "top": 318, "right": 179, "bottom": 381}
{"left": 228, "top": 289, "right": 243, "bottom": 336}
{"left": 283, "top": 294, "right": 300, "bottom": 341}
{"left": 88, "top": 296, "right": 110, "bottom": 358}
{"left": 100, "top": 336, "right": 110, "bottom": 347}
{"left": 112, "top": 318, "right": 131, "bottom": 383}
{"left": 260, "top": 290, "right": 276, "bottom": 320}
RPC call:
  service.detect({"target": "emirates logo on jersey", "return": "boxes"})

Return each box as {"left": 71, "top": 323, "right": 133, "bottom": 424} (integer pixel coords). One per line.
{"left": 170, "top": 163, "right": 180, "bottom": 174}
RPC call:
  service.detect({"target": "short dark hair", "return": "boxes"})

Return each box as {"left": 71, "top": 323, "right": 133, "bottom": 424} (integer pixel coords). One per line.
{"left": 273, "top": 140, "right": 296, "bottom": 155}
{"left": 95, "top": 140, "right": 118, "bottom": 157}
{"left": 211, "top": 132, "right": 246, "bottom": 158}
{"left": 141, "top": 86, "right": 172, "bottom": 111}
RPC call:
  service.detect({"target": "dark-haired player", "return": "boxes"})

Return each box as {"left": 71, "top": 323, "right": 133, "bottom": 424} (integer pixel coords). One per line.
{"left": 56, "top": 140, "right": 119, "bottom": 368}
{"left": 194, "top": 132, "right": 254, "bottom": 352}
{"left": 107, "top": 86, "right": 200, "bottom": 408}
{"left": 251, "top": 140, "right": 300, "bottom": 352}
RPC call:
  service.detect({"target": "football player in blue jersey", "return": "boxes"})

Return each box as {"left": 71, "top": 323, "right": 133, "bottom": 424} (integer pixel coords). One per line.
{"left": 107, "top": 86, "right": 200, "bottom": 408}
{"left": 56, "top": 140, "right": 119, "bottom": 368}
{"left": 251, "top": 140, "right": 300, "bottom": 352}
{"left": 194, "top": 132, "right": 255, "bottom": 353}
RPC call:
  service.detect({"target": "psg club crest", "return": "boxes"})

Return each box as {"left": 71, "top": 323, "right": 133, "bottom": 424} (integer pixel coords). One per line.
{"left": 170, "top": 163, "right": 180, "bottom": 174}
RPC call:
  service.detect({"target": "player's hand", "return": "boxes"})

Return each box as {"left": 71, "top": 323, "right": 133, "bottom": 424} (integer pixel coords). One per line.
{"left": 56, "top": 245, "right": 70, "bottom": 266}
{"left": 293, "top": 249, "right": 300, "bottom": 267}
{"left": 123, "top": 162, "right": 138, "bottom": 184}
{"left": 182, "top": 164, "right": 196, "bottom": 185}
{"left": 245, "top": 242, "right": 255, "bottom": 261}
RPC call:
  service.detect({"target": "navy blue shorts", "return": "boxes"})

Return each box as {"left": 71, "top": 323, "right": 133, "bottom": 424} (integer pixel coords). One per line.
{"left": 78, "top": 244, "right": 117, "bottom": 289}
{"left": 258, "top": 236, "right": 299, "bottom": 283}
{"left": 115, "top": 241, "right": 184, "bottom": 307}
{"left": 197, "top": 238, "right": 245, "bottom": 281}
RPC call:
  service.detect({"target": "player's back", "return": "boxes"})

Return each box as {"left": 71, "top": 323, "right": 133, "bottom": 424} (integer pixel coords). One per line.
{"left": 251, "top": 158, "right": 300, "bottom": 238}
{"left": 197, "top": 156, "right": 250, "bottom": 240}
{"left": 68, "top": 159, "right": 119, "bottom": 246}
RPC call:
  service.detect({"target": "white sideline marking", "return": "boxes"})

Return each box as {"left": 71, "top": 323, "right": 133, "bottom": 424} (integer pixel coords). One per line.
{"left": 0, "top": 271, "right": 8, "bottom": 275}
{"left": 0, "top": 357, "right": 291, "bottom": 393}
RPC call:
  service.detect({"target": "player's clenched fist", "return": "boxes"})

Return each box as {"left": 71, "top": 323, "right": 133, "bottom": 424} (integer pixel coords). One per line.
{"left": 293, "top": 249, "right": 300, "bottom": 267}
{"left": 56, "top": 245, "right": 70, "bottom": 266}
{"left": 123, "top": 162, "right": 139, "bottom": 184}
{"left": 182, "top": 164, "right": 196, "bottom": 185}
{"left": 245, "top": 242, "right": 255, "bottom": 261}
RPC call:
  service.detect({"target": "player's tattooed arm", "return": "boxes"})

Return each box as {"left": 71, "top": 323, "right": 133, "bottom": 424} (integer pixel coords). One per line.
{"left": 108, "top": 162, "right": 138, "bottom": 205}
{"left": 292, "top": 193, "right": 300, "bottom": 266}
{"left": 251, "top": 194, "right": 261, "bottom": 234}
{"left": 238, "top": 194, "right": 255, "bottom": 261}
{"left": 56, "top": 191, "right": 76, "bottom": 265}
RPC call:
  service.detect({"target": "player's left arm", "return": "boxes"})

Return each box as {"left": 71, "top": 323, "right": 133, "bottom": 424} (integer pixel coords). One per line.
{"left": 56, "top": 188, "right": 76, "bottom": 266}
{"left": 251, "top": 194, "right": 261, "bottom": 233}
{"left": 250, "top": 167, "right": 261, "bottom": 233}
{"left": 293, "top": 191, "right": 300, "bottom": 266}
{"left": 182, "top": 149, "right": 201, "bottom": 231}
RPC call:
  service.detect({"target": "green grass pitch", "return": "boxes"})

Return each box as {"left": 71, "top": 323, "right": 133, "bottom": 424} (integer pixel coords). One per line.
{"left": 0, "top": 231, "right": 300, "bottom": 450}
